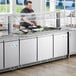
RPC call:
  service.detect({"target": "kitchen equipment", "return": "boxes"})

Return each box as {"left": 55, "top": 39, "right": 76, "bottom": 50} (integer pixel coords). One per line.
{"left": 32, "top": 28, "right": 43, "bottom": 32}
{"left": 26, "top": 25, "right": 43, "bottom": 32}
{"left": 0, "top": 42, "right": 3, "bottom": 70}
{"left": 20, "top": 29, "right": 29, "bottom": 33}
{"left": 5, "top": 41, "right": 19, "bottom": 68}
{"left": 44, "top": 26, "right": 61, "bottom": 31}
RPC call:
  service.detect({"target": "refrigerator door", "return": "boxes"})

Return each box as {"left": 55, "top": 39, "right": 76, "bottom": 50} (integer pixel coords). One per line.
{"left": 20, "top": 38, "right": 36, "bottom": 65}
{"left": 5, "top": 41, "right": 19, "bottom": 68}
{"left": 69, "top": 31, "right": 76, "bottom": 55}
{"left": 54, "top": 33, "right": 67, "bottom": 57}
{"left": 38, "top": 36, "right": 53, "bottom": 61}
{"left": 0, "top": 42, "right": 3, "bottom": 70}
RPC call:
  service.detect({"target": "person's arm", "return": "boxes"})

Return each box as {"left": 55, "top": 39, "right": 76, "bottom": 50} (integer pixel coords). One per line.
{"left": 31, "top": 10, "right": 37, "bottom": 26}
{"left": 22, "top": 16, "right": 35, "bottom": 26}
{"left": 31, "top": 21, "right": 37, "bottom": 26}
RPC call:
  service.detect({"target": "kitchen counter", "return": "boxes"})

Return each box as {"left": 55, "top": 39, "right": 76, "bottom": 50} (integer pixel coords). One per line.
{"left": 0, "top": 28, "right": 69, "bottom": 42}
{"left": 0, "top": 26, "right": 76, "bottom": 42}
{"left": 0, "top": 27, "right": 75, "bottom": 73}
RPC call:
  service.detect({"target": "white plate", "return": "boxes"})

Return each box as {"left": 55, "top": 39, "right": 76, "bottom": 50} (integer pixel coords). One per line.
{"left": 32, "top": 28, "right": 43, "bottom": 31}
{"left": 20, "top": 29, "right": 28, "bottom": 33}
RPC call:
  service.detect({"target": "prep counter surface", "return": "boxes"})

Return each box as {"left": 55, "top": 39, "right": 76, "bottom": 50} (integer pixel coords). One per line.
{"left": 0, "top": 28, "right": 75, "bottom": 42}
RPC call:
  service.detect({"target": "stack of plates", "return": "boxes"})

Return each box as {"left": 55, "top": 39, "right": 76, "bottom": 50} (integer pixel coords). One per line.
{"left": 20, "top": 25, "right": 43, "bottom": 32}
{"left": 20, "top": 29, "right": 29, "bottom": 33}
{"left": 32, "top": 28, "right": 43, "bottom": 32}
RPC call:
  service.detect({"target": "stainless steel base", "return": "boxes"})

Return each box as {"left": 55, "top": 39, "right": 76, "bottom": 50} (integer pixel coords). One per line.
{"left": 0, "top": 55, "right": 68, "bottom": 73}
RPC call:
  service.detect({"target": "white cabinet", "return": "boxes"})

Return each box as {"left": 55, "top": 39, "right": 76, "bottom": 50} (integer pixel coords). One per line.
{"left": 20, "top": 38, "right": 36, "bottom": 65}
{"left": 5, "top": 41, "right": 19, "bottom": 68}
{"left": 69, "top": 31, "right": 76, "bottom": 55}
{"left": 54, "top": 33, "right": 67, "bottom": 57}
{"left": 38, "top": 36, "right": 53, "bottom": 61}
{"left": 0, "top": 42, "right": 3, "bottom": 70}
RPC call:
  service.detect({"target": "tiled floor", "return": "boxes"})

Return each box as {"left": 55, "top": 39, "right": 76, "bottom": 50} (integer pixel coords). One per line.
{"left": 0, "top": 56, "right": 76, "bottom": 76}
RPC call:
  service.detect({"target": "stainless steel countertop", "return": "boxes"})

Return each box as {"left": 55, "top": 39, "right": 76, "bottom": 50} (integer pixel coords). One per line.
{"left": 0, "top": 27, "right": 75, "bottom": 42}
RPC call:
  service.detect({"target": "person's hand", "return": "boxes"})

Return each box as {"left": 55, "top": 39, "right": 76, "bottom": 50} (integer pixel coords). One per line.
{"left": 0, "top": 23, "right": 3, "bottom": 27}
{"left": 31, "top": 22, "right": 35, "bottom": 26}
{"left": 31, "top": 21, "right": 37, "bottom": 26}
